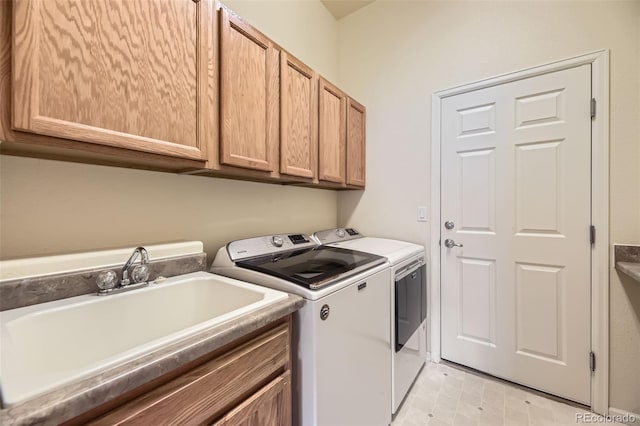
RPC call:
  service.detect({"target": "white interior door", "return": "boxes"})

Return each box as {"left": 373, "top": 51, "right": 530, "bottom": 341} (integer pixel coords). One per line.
{"left": 440, "top": 64, "right": 592, "bottom": 404}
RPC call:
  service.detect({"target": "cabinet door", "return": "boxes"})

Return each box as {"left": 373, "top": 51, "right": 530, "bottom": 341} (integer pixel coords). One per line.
{"left": 214, "top": 371, "right": 291, "bottom": 426}
{"left": 318, "top": 78, "right": 346, "bottom": 184}
{"left": 346, "top": 98, "right": 366, "bottom": 187}
{"left": 87, "top": 323, "right": 290, "bottom": 426}
{"left": 220, "top": 8, "right": 278, "bottom": 172}
{"left": 12, "top": 0, "right": 208, "bottom": 161}
{"left": 280, "top": 52, "right": 317, "bottom": 179}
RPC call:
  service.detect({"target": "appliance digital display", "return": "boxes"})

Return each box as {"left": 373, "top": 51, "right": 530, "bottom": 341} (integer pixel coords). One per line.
{"left": 289, "top": 234, "right": 309, "bottom": 244}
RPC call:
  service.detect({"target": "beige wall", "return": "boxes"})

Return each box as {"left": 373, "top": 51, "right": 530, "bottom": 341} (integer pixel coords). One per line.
{"left": 0, "top": 0, "right": 340, "bottom": 262}
{"left": 336, "top": 1, "right": 640, "bottom": 413}
{"left": 0, "top": 156, "right": 337, "bottom": 261}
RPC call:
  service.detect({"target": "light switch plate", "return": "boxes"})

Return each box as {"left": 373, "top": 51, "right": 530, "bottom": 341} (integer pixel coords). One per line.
{"left": 417, "top": 206, "right": 427, "bottom": 222}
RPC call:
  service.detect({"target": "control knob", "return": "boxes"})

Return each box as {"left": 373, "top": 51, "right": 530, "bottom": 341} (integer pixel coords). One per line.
{"left": 272, "top": 236, "right": 284, "bottom": 247}
{"left": 337, "top": 229, "right": 346, "bottom": 238}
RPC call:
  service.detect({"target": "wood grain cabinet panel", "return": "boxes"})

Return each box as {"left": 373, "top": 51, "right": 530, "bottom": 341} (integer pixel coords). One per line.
{"left": 346, "top": 98, "right": 366, "bottom": 187}
{"left": 213, "top": 371, "right": 291, "bottom": 426}
{"left": 219, "top": 7, "right": 279, "bottom": 172}
{"left": 87, "top": 322, "right": 290, "bottom": 426}
{"left": 318, "top": 78, "right": 347, "bottom": 184}
{"left": 12, "top": 0, "right": 209, "bottom": 161}
{"left": 4, "top": 0, "right": 367, "bottom": 188}
{"left": 280, "top": 51, "right": 317, "bottom": 179}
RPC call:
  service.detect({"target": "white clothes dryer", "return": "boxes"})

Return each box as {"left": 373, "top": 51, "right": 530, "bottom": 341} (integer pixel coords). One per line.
{"left": 314, "top": 228, "right": 427, "bottom": 415}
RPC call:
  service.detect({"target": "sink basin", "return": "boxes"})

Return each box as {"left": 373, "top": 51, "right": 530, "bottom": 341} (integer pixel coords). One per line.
{"left": 0, "top": 271, "right": 288, "bottom": 406}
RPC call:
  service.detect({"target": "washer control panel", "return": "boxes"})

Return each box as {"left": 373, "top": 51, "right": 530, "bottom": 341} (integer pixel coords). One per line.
{"left": 228, "top": 233, "right": 316, "bottom": 261}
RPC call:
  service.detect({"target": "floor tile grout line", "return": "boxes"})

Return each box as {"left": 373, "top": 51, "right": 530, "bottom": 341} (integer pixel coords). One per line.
{"left": 440, "top": 360, "right": 589, "bottom": 412}
{"left": 391, "top": 361, "right": 625, "bottom": 426}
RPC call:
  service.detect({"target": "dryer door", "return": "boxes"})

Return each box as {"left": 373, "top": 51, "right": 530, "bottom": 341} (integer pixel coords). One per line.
{"left": 395, "top": 265, "right": 426, "bottom": 352}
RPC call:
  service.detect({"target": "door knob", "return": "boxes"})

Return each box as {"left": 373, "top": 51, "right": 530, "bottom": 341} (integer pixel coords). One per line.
{"left": 444, "top": 239, "right": 463, "bottom": 248}
{"left": 444, "top": 221, "right": 455, "bottom": 230}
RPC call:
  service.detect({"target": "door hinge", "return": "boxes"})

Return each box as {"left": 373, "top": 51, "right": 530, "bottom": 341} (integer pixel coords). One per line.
{"left": 590, "top": 351, "right": 596, "bottom": 372}
{"left": 590, "top": 225, "right": 596, "bottom": 245}
{"left": 590, "top": 98, "right": 596, "bottom": 119}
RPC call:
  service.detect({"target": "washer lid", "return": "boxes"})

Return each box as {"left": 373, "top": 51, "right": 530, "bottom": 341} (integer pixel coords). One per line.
{"left": 235, "top": 246, "right": 385, "bottom": 290}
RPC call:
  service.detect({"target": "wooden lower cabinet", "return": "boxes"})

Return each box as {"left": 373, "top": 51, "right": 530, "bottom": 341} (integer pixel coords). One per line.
{"left": 76, "top": 320, "right": 291, "bottom": 426}
{"left": 213, "top": 371, "right": 291, "bottom": 426}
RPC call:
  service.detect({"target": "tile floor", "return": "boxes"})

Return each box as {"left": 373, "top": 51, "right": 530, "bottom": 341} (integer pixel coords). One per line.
{"left": 392, "top": 362, "right": 618, "bottom": 426}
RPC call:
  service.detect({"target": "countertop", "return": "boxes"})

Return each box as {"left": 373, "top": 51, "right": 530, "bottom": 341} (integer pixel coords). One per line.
{"left": 616, "top": 261, "right": 640, "bottom": 282}
{"left": 0, "top": 294, "right": 304, "bottom": 426}
{"left": 614, "top": 244, "right": 640, "bottom": 283}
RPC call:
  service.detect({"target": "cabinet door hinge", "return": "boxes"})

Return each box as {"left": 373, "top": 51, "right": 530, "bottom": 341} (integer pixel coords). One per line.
{"left": 590, "top": 351, "right": 596, "bottom": 372}
{"left": 590, "top": 225, "right": 596, "bottom": 245}
{"left": 590, "top": 98, "right": 596, "bottom": 119}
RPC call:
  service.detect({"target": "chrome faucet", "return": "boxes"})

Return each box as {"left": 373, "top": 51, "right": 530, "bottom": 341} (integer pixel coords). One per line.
{"left": 121, "top": 246, "right": 149, "bottom": 286}
{"left": 96, "top": 246, "right": 151, "bottom": 295}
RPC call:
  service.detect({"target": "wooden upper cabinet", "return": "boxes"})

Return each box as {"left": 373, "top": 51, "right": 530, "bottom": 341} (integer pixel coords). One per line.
{"left": 219, "top": 7, "right": 279, "bottom": 172}
{"left": 280, "top": 52, "right": 317, "bottom": 179}
{"left": 318, "top": 78, "right": 347, "bottom": 184}
{"left": 346, "top": 98, "right": 366, "bottom": 187}
{"left": 12, "top": 0, "right": 209, "bottom": 161}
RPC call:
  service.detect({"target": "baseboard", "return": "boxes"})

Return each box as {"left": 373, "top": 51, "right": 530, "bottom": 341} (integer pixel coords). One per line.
{"left": 609, "top": 407, "right": 640, "bottom": 426}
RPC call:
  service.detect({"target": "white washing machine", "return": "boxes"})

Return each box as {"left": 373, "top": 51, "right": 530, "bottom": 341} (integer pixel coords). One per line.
{"left": 314, "top": 228, "right": 427, "bottom": 415}
{"left": 211, "top": 233, "right": 392, "bottom": 426}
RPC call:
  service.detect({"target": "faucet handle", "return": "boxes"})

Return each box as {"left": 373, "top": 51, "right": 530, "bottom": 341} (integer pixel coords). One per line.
{"left": 131, "top": 264, "right": 150, "bottom": 283}
{"left": 97, "top": 270, "right": 118, "bottom": 292}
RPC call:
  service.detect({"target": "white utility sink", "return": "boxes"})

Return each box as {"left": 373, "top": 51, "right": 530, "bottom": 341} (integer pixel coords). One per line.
{"left": 0, "top": 271, "right": 288, "bottom": 406}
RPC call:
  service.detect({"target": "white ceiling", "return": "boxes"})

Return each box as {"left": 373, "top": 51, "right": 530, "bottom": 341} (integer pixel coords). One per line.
{"left": 321, "top": 0, "right": 375, "bottom": 19}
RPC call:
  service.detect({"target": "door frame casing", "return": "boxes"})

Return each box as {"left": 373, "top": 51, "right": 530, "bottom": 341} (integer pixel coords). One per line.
{"left": 429, "top": 50, "right": 610, "bottom": 414}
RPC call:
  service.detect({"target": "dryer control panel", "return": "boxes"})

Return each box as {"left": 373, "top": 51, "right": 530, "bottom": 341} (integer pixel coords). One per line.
{"left": 313, "top": 228, "right": 363, "bottom": 245}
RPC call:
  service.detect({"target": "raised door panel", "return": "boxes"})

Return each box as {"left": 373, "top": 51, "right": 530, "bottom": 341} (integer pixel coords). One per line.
{"left": 12, "top": 0, "right": 208, "bottom": 161}
{"left": 346, "top": 98, "right": 366, "bottom": 187}
{"left": 213, "top": 371, "right": 291, "bottom": 426}
{"left": 280, "top": 52, "right": 317, "bottom": 179}
{"left": 318, "top": 78, "right": 346, "bottom": 184}
{"left": 220, "top": 8, "right": 278, "bottom": 172}
{"left": 515, "top": 263, "right": 565, "bottom": 362}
